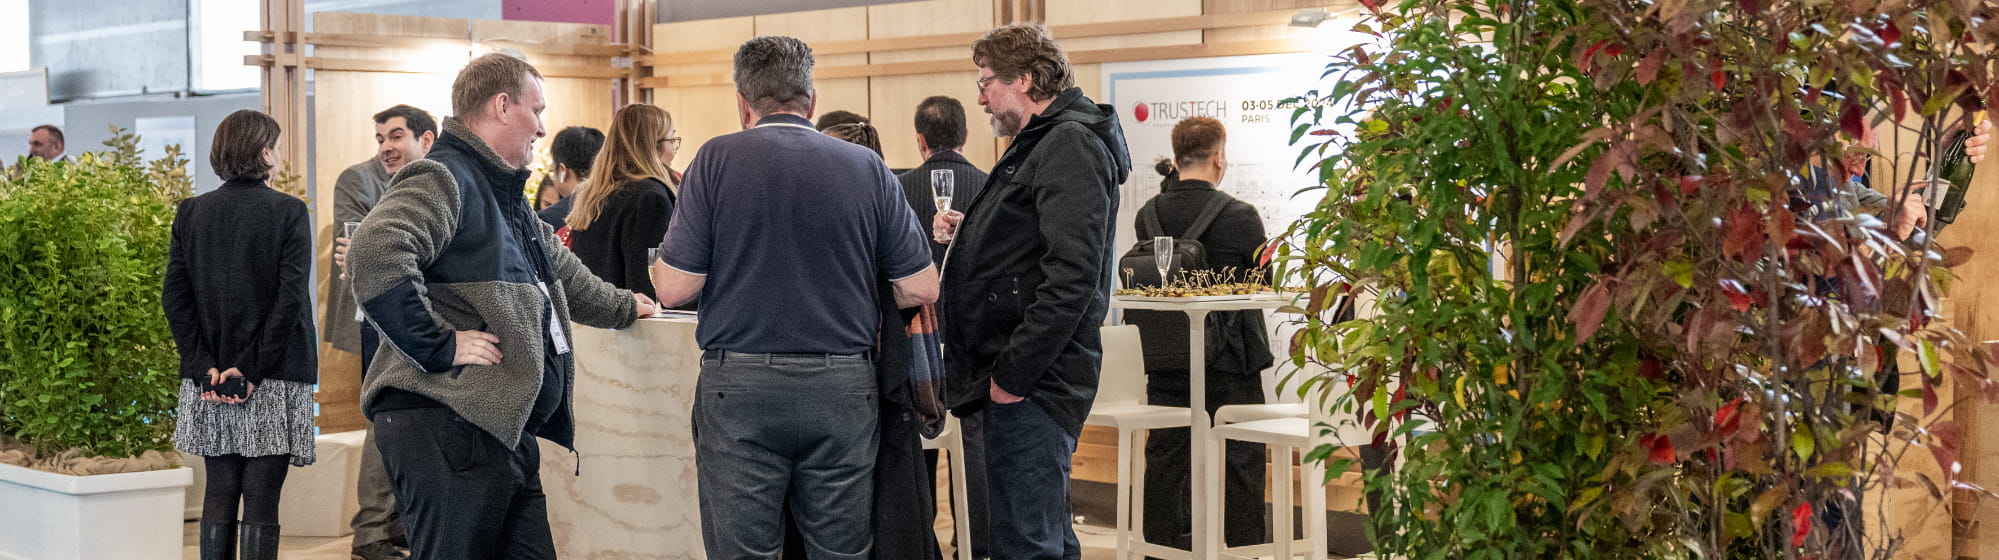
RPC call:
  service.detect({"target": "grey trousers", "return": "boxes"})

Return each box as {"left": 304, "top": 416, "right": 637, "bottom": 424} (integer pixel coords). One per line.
{"left": 695, "top": 352, "right": 879, "bottom": 560}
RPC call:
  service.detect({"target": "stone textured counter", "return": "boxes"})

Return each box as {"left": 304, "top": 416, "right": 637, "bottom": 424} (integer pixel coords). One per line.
{"left": 537, "top": 316, "right": 704, "bottom": 559}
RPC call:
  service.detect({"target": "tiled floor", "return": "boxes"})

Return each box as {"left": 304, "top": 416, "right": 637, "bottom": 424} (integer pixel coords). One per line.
{"left": 181, "top": 455, "right": 1124, "bottom": 560}
{"left": 180, "top": 518, "right": 1122, "bottom": 559}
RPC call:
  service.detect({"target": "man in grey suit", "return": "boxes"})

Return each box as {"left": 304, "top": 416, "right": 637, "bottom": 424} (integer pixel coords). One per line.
{"left": 327, "top": 104, "right": 435, "bottom": 560}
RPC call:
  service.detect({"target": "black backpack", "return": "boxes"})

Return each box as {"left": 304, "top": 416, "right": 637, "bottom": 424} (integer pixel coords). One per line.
{"left": 1120, "top": 193, "right": 1232, "bottom": 288}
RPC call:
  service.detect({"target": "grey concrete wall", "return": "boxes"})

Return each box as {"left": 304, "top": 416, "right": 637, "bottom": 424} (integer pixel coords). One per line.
{"left": 29, "top": 0, "right": 503, "bottom": 100}
{"left": 50, "top": 92, "right": 263, "bottom": 194}
{"left": 660, "top": 0, "right": 921, "bottom": 22}
{"left": 31, "top": 0, "right": 191, "bottom": 100}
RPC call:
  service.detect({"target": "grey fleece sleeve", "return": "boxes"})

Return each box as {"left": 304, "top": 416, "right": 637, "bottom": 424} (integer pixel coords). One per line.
{"left": 543, "top": 218, "right": 637, "bottom": 329}
{"left": 350, "top": 160, "right": 463, "bottom": 373}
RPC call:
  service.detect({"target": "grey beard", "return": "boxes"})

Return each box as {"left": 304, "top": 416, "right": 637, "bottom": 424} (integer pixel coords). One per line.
{"left": 990, "top": 112, "right": 1025, "bottom": 138}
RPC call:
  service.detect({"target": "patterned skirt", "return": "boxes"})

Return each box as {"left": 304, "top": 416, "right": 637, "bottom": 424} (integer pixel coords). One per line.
{"left": 173, "top": 378, "right": 317, "bottom": 466}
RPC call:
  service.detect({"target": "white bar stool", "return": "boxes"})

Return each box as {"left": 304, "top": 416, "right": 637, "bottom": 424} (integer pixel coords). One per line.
{"left": 922, "top": 415, "right": 974, "bottom": 560}
{"left": 1090, "top": 324, "right": 1195, "bottom": 560}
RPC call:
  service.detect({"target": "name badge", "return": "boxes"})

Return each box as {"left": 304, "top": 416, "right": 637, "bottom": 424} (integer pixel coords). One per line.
{"left": 539, "top": 281, "right": 571, "bottom": 355}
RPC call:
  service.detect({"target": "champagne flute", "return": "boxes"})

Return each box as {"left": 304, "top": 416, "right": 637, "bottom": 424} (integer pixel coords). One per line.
{"left": 932, "top": 169, "right": 956, "bottom": 243}
{"left": 646, "top": 248, "right": 667, "bottom": 316}
{"left": 1153, "top": 236, "right": 1173, "bottom": 287}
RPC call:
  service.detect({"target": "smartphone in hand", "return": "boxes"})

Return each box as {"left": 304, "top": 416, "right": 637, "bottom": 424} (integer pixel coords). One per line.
{"left": 213, "top": 376, "right": 248, "bottom": 400}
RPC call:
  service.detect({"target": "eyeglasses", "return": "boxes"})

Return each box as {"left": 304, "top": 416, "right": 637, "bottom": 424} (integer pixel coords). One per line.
{"left": 975, "top": 75, "right": 1000, "bottom": 92}
{"left": 661, "top": 137, "right": 682, "bottom": 150}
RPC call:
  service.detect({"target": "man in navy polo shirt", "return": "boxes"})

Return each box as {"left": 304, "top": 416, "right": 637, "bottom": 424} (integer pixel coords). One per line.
{"left": 651, "top": 35, "right": 940, "bottom": 560}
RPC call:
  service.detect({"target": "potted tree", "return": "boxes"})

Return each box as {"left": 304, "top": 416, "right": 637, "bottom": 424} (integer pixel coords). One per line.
{"left": 0, "top": 129, "right": 195, "bottom": 560}
{"left": 1281, "top": 0, "right": 1999, "bottom": 557}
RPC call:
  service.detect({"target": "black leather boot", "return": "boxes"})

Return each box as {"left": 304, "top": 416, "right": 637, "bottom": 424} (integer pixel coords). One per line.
{"left": 198, "top": 521, "right": 238, "bottom": 560}
{"left": 239, "top": 522, "right": 281, "bottom": 560}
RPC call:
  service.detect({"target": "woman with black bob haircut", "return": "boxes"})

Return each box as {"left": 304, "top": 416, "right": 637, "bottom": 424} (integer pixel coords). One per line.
{"left": 165, "top": 109, "right": 318, "bottom": 560}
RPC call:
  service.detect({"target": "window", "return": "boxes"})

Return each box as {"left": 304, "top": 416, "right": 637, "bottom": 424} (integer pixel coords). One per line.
{"left": 0, "top": 0, "right": 27, "bottom": 73}
{"left": 192, "top": 0, "right": 261, "bottom": 92}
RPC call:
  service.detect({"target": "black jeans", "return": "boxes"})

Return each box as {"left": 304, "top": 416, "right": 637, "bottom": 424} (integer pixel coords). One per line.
{"left": 373, "top": 406, "right": 553, "bottom": 560}
{"left": 350, "top": 325, "right": 405, "bottom": 549}
{"left": 1143, "top": 368, "right": 1269, "bottom": 553}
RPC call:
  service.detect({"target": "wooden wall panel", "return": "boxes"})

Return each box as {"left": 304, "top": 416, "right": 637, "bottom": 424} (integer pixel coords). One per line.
{"left": 1045, "top": 0, "right": 1202, "bottom": 53}
{"left": 1203, "top": 0, "right": 1354, "bottom": 43}
{"left": 1046, "top": 0, "right": 1200, "bottom": 107}
{"left": 471, "top": 19, "right": 618, "bottom": 136}
{"left": 652, "top": 16, "right": 756, "bottom": 160}
{"left": 1939, "top": 123, "right": 1999, "bottom": 560}
{"left": 868, "top": 0, "right": 997, "bottom": 170}
{"left": 753, "top": 7, "right": 873, "bottom": 128}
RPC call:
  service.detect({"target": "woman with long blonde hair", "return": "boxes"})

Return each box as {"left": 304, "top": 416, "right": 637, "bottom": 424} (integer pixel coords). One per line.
{"left": 567, "top": 103, "right": 683, "bottom": 303}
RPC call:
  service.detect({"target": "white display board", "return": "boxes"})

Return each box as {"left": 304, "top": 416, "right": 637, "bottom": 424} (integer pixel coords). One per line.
{"left": 134, "top": 116, "right": 197, "bottom": 163}
{"left": 1103, "top": 53, "right": 1354, "bottom": 270}
{"left": 1105, "top": 53, "right": 1362, "bottom": 403}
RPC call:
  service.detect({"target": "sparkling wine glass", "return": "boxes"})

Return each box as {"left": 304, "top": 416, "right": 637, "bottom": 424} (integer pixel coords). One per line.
{"left": 1153, "top": 236, "right": 1173, "bottom": 287}
{"left": 931, "top": 169, "right": 955, "bottom": 214}
{"left": 932, "top": 169, "right": 956, "bottom": 243}
{"left": 646, "top": 248, "right": 667, "bottom": 316}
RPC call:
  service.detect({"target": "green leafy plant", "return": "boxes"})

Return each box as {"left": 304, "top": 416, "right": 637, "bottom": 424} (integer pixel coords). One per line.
{"left": 0, "top": 127, "right": 190, "bottom": 460}
{"left": 1279, "top": 0, "right": 1999, "bottom": 558}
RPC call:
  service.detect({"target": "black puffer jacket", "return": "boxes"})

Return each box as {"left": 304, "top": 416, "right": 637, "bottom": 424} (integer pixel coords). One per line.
{"left": 940, "top": 87, "right": 1132, "bottom": 435}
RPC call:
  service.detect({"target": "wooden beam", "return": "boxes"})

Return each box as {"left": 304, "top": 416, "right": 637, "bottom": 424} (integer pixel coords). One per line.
{"left": 641, "top": 8, "right": 1303, "bottom": 67}
{"left": 643, "top": 31, "right": 987, "bottom": 66}
{"left": 1066, "top": 37, "right": 1326, "bottom": 64}
{"left": 247, "top": 30, "right": 625, "bottom": 57}
{"left": 640, "top": 37, "right": 1321, "bottom": 89}
{"left": 479, "top": 39, "right": 628, "bottom": 57}
{"left": 303, "top": 56, "right": 628, "bottom": 79}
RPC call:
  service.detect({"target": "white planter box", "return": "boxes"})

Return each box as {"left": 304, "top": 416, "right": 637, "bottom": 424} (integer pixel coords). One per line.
{"left": 0, "top": 462, "right": 192, "bottom": 560}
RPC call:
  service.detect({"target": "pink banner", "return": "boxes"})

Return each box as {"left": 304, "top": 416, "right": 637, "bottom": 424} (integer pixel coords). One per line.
{"left": 503, "top": 0, "right": 614, "bottom": 25}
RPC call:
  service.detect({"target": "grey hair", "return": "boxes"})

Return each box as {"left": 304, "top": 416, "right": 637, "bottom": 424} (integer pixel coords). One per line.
{"left": 733, "top": 36, "right": 815, "bottom": 116}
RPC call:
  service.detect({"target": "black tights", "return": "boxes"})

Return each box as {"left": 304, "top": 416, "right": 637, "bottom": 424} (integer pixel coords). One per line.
{"left": 201, "top": 454, "right": 291, "bottom": 525}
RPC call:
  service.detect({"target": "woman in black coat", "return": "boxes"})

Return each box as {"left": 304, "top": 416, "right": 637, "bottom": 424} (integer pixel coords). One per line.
{"left": 164, "top": 109, "right": 318, "bottom": 560}
{"left": 566, "top": 103, "right": 683, "bottom": 304}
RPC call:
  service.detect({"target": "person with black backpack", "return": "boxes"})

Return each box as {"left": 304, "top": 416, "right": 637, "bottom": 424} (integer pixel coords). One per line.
{"left": 1122, "top": 116, "right": 1275, "bottom": 554}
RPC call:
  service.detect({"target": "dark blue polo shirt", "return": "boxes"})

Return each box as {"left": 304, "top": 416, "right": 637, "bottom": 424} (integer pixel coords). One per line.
{"left": 659, "top": 114, "right": 932, "bottom": 354}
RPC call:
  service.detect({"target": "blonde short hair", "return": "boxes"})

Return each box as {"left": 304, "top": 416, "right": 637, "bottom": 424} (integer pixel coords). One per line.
{"left": 452, "top": 53, "right": 543, "bottom": 122}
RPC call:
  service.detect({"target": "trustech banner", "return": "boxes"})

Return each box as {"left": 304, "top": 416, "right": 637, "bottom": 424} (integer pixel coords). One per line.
{"left": 1104, "top": 52, "right": 1374, "bottom": 410}
{"left": 1102, "top": 52, "right": 1358, "bottom": 268}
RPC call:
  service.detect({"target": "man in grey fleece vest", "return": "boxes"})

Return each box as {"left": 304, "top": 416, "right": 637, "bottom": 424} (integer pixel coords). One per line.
{"left": 347, "top": 53, "right": 658, "bottom": 559}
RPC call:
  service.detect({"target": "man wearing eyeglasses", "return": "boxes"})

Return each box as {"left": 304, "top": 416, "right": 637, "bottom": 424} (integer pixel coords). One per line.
{"left": 933, "top": 23, "right": 1132, "bottom": 560}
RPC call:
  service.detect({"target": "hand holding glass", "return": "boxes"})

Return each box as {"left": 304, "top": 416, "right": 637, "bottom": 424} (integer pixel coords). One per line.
{"left": 932, "top": 170, "right": 956, "bottom": 243}
{"left": 1153, "top": 236, "right": 1173, "bottom": 287}
{"left": 646, "top": 248, "right": 668, "bottom": 316}
{"left": 932, "top": 169, "right": 955, "bottom": 212}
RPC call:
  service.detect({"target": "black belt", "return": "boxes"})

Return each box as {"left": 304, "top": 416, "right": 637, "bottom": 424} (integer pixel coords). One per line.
{"left": 701, "top": 349, "right": 872, "bottom": 362}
